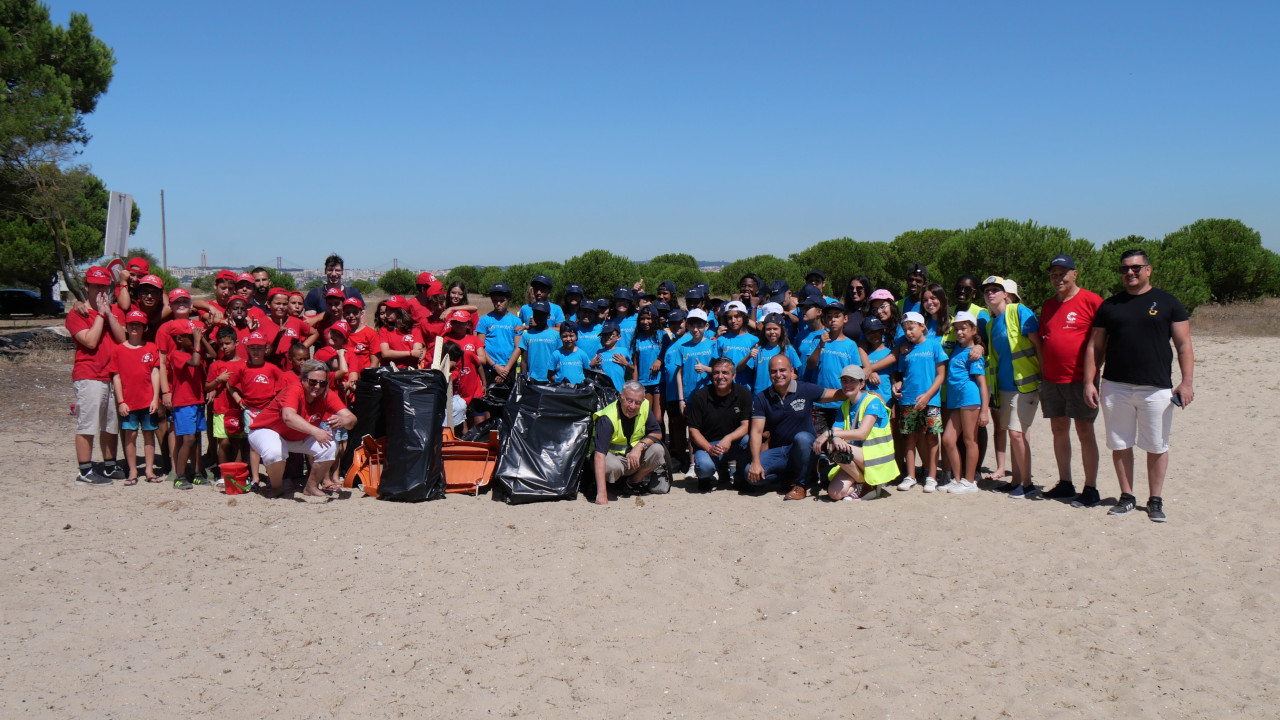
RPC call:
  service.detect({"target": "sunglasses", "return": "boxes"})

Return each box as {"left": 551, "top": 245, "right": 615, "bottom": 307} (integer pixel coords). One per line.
{"left": 849, "top": 286, "right": 865, "bottom": 293}
{"left": 303, "top": 378, "right": 327, "bottom": 387}
{"left": 1119, "top": 264, "right": 1149, "bottom": 274}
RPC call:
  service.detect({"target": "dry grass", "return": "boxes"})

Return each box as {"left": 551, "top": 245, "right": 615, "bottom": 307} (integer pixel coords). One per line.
{"left": 1190, "top": 298, "right": 1280, "bottom": 337}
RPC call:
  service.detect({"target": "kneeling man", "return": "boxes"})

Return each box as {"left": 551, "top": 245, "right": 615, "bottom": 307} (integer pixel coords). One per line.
{"left": 592, "top": 381, "right": 667, "bottom": 505}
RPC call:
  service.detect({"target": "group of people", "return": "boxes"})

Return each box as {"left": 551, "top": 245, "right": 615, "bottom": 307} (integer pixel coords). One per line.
{"left": 66, "top": 250, "right": 1195, "bottom": 520}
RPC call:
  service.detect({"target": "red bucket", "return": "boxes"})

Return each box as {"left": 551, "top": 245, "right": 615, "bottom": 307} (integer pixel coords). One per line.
{"left": 220, "top": 462, "right": 250, "bottom": 495}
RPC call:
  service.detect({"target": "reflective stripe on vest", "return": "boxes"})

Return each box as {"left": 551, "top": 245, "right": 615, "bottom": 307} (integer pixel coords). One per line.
{"left": 592, "top": 399, "right": 650, "bottom": 456}
{"left": 828, "top": 393, "right": 897, "bottom": 486}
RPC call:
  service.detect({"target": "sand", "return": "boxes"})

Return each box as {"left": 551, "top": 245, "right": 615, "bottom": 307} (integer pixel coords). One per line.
{"left": 1, "top": 334, "right": 1277, "bottom": 718}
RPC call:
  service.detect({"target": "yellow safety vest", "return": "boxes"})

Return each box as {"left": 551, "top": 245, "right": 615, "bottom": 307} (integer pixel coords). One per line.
{"left": 827, "top": 392, "right": 897, "bottom": 486}
{"left": 593, "top": 399, "right": 650, "bottom": 456}
{"left": 985, "top": 303, "right": 1041, "bottom": 402}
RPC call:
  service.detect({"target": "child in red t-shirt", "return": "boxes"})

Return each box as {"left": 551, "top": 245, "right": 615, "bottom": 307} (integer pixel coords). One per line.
{"left": 442, "top": 310, "right": 489, "bottom": 419}
{"left": 67, "top": 266, "right": 129, "bottom": 484}
{"left": 261, "top": 288, "right": 316, "bottom": 369}
{"left": 229, "top": 332, "right": 285, "bottom": 487}
{"left": 377, "top": 297, "right": 426, "bottom": 367}
{"left": 314, "top": 321, "right": 352, "bottom": 489}
{"left": 342, "top": 297, "right": 379, "bottom": 377}
{"left": 110, "top": 310, "right": 162, "bottom": 484}
{"left": 288, "top": 291, "right": 306, "bottom": 319}
{"left": 206, "top": 326, "right": 247, "bottom": 475}
{"left": 162, "top": 319, "right": 212, "bottom": 489}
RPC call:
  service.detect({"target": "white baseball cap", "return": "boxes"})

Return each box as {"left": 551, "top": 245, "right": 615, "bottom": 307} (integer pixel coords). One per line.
{"left": 758, "top": 302, "right": 784, "bottom": 316}
{"left": 685, "top": 308, "right": 708, "bottom": 322}
{"left": 952, "top": 310, "right": 978, "bottom": 326}
{"left": 1002, "top": 279, "right": 1020, "bottom": 300}
{"left": 902, "top": 311, "right": 926, "bottom": 325}
{"left": 723, "top": 300, "right": 747, "bottom": 315}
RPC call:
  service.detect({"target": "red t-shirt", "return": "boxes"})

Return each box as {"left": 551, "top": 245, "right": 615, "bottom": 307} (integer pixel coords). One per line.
{"left": 1039, "top": 288, "right": 1103, "bottom": 384}
{"left": 348, "top": 325, "right": 378, "bottom": 374}
{"left": 259, "top": 317, "right": 309, "bottom": 366}
{"left": 197, "top": 301, "right": 226, "bottom": 325}
{"left": 166, "top": 349, "right": 206, "bottom": 407}
{"left": 207, "top": 358, "right": 245, "bottom": 414}
{"left": 231, "top": 362, "right": 284, "bottom": 410}
{"left": 109, "top": 342, "right": 160, "bottom": 411}
{"left": 248, "top": 306, "right": 269, "bottom": 324}
{"left": 452, "top": 332, "right": 486, "bottom": 402}
{"left": 251, "top": 382, "right": 347, "bottom": 441}
{"left": 66, "top": 308, "right": 124, "bottom": 382}
{"left": 379, "top": 326, "right": 423, "bottom": 354}
{"left": 157, "top": 318, "right": 206, "bottom": 355}
{"left": 406, "top": 297, "right": 437, "bottom": 328}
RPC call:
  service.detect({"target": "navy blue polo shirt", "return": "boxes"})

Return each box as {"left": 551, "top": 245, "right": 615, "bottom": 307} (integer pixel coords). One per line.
{"left": 751, "top": 379, "right": 826, "bottom": 446}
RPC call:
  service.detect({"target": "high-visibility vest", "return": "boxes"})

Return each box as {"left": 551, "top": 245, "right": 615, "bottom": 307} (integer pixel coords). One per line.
{"left": 827, "top": 392, "right": 897, "bottom": 486}
{"left": 985, "top": 303, "right": 1041, "bottom": 402}
{"left": 593, "top": 399, "right": 650, "bottom": 456}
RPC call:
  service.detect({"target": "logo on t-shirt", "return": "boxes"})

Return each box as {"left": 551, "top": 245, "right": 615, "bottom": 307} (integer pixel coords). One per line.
{"left": 1065, "top": 311, "right": 1079, "bottom": 325}
{"left": 354, "top": 342, "right": 369, "bottom": 352}
{"left": 1148, "top": 302, "right": 1159, "bottom": 316}
{"left": 142, "top": 352, "right": 155, "bottom": 363}
{"left": 790, "top": 399, "right": 806, "bottom": 411}
{"left": 402, "top": 334, "right": 413, "bottom": 343}
{"left": 252, "top": 373, "right": 271, "bottom": 384}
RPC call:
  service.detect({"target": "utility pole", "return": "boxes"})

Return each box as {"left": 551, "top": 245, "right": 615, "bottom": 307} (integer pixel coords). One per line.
{"left": 160, "top": 189, "right": 168, "bottom": 271}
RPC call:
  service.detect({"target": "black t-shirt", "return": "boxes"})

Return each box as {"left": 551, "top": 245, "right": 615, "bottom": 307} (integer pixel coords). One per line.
{"left": 1094, "top": 288, "right": 1188, "bottom": 388}
{"left": 594, "top": 409, "right": 662, "bottom": 454}
{"left": 685, "top": 383, "right": 753, "bottom": 441}
{"left": 304, "top": 285, "right": 364, "bottom": 315}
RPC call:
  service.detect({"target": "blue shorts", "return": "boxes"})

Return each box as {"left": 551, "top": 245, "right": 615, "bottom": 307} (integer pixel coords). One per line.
{"left": 172, "top": 404, "right": 207, "bottom": 436}
{"left": 120, "top": 409, "right": 159, "bottom": 432}
{"left": 319, "top": 421, "right": 347, "bottom": 443}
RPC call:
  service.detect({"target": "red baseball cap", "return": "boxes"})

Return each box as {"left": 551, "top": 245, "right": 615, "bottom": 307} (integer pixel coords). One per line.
{"left": 246, "top": 331, "right": 269, "bottom": 346}
{"left": 425, "top": 281, "right": 445, "bottom": 297}
{"left": 84, "top": 266, "right": 112, "bottom": 286}
{"left": 328, "top": 320, "right": 351, "bottom": 338}
{"left": 314, "top": 346, "right": 337, "bottom": 363}
{"left": 236, "top": 273, "right": 255, "bottom": 285}
{"left": 168, "top": 288, "right": 190, "bottom": 302}
{"left": 126, "top": 257, "right": 150, "bottom": 273}
{"left": 222, "top": 414, "right": 242, "bottom": 434}
{"left": 125, "top": 309, "right": 148, "bottom": 324}
{"left": 342, "top": 297, "right": 364, "bottom": 310}
{"left": 215, "top": 270, "right": 237, "bottom": 282}
{"left": 447, "top": 309, "right": 472, "bottom": 324}
{"left": 138, "top": 274, "right": 164, "bottom": 289}
{"left": 226, "top": 295, "right": 249, "bottom": 307}
{"left": 171, "top": 320, "right": 195, "bottom": 334}
{"left": 384, "top": 295, "right": 407, "bottom": 309}
{"left": 325, "top": 287, "right": 345, "bottom": 299}
{"left": 416, "top": 271, "right": 436, "bottom": 285}
{"left": 268, "top": 287, "right": 289, "bottom": 299}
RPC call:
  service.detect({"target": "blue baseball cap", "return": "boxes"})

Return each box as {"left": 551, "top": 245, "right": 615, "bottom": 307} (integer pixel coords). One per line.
{"left": 797, "top": 286, "right": 825, "bottom": 307}
{"left": 685, "top": 287, "right": 706, "bottom": 299}
{"left": 530, "top": 300, "right": 550, "bottom": 314}
{"left": 531, "top": 274, "right": 554, "bottom": 289}
{"left": 658, "top": 280, "right": 677, "bottom": 294}
{"left": 599, "top": 321, "right": 621, "bottom": 336}
{"left": 578, "top": 299, "right": 599, "bottom": 314}
{"left": 860, "top": 317, "right": 885, "bottom": 333}
{"left": 768, "top": 279, "right": 790, "bottom": 303}
{"left": 613, "top": 287, "right": 634, "bottom": 301}
{"left": 565, "top": 283, "right": 584, "bottom": 296}
{"left": 823, "top": 300, "right": 847, "bottom": 313}
{"left": 559, "top": 321, "right": 579, "bottom": 334}
{"left": 665, "top": 309, "right": 687, "bottom": 324}
{"left": 638, "top": 304, "right": 658, "bottom": 317}
{"left": 489, "top": 282, "right": 512, "bottom": 296}
{"left": 652, "top": 301, "right": 671, "bottom": 314}
{"left": 1049, "top": 254, "right": 1076, "bottom": 270}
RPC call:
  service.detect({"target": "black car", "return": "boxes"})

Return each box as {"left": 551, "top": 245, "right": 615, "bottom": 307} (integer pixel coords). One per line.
{"left": 0, "top": 289, "right": 65, "bottom": 316}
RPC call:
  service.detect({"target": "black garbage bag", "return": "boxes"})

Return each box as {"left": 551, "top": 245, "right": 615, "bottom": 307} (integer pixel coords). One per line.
{"left": 494, "top": 375, "right": 598, "bottom": 505}
{"left": 379, "top": 369, "right": 448, "bottom": 501}
{"left": 340, "top": 366, "right": 390, "bottom": 474}
{"left": 460, "top": 415, "right": 499, "bottom": 443}
{"left": 582, "top": 369, "right": 619, "bottom": 410}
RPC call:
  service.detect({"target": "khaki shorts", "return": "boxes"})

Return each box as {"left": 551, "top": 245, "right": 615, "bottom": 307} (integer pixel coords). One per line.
{"left": 73, "top": 379, "right": 119, "bottom": 436}
{"left": 1100, "top": 380, "right": 1173, "bottom": 454}
{"left": 996, "top": 389, "right": 1039, "bottom": 432}
{"left": 1040, "top": 381, "right": 1099, "bottom": 422}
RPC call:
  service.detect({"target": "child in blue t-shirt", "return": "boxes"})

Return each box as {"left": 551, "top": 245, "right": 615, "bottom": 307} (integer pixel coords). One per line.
{"left": 549, "top": 322, "right": 591, "bottom": 384}
{"left": 516, "top": 302, "right": 560, "bottom": 382}
{"left": 746, "top": 313, "right": 800, "bottom": 394}
{"left": 674, "top": 310, "right": 715, "bottom": 408}
{"left": 590, "top": 321, "right": 630, "bottom": 392}
{"left": 941, "top": 311, "right": 989, "bottom": 494}
{"left": 805, "top": 302, "right": 862, "bottom": 432}
{"left": 661, "top": 310, "right": 691, "bottom": 467}
{"left": 476, "top": 286, "right": 521, "bottom": 382}
{"left": 575, "top": 301, "right": 602, "bottom": 359}
{"left": 892, "top": 311, "right": 948, "bottom": 492}
{"left": 859, "top": 316, "right": 896, "bottom": 406}
{"left": 713, "top": 302, "right": 759, "bottom": 387}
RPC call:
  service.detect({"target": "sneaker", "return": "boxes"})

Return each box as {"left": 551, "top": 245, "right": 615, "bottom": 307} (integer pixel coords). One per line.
{"left": 840, "top": 495, "right": 855, "bottom": 502}
{"left": 214, "top": 476, "right": 226, "bottom": 489}
{"left": 991, "top": 481, "right": 1017, "bottom": 493}
{"left": 192, "top": 469, "right": 211, "bottom": 486}
{"left": 173, "top": 475, "right": 194, "bottom": 490}
{"left": 75, "top": 468, "right": 113, "bottom": 485}
{"left": 1108, "top": 493, "right": 1137, "bottom": 516}
{"left": 1071, "top": 486, "right": 1102, "bottom": 508}
{"left": 1147, "top": 497, "right": 1167, "bottom": 523}
{"left": 101, "top": 463, "right": 127, "bottom": 480}
{"left": 1009, "top": 484, "right": 1039, "bottom": 499}
{"left": 923, "top": 477, "right": 938, "bottom": 493}
{"left": 946, "top": 479, "right": 979, "bottom": 495}
{"left": 1044, "top": 480, "right": 1077, "bottom": 500}
{"left": 860, "top": 485, "right": 889, "bottom": 501}
{"left": 897, "top": 476, "right": 917, "bottom": 492}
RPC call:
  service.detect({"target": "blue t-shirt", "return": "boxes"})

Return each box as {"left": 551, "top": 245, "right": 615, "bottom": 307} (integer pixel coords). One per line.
{"left": 475, "top": 311, "right": 521, "bottom": 367}
{"left": 631, "top": 332, "right": 664, "bottom": 387}
{"left": 945, "top": 346, "right": 986, "bottom": 409}
{"left": 865, "top": 346, "right": 895, "bottom": 406}
{"left": 751, "top": 380, "right": 826, "bottom": 447}
{"left": 950, "top": 304, "right": 991, "bottom": 353}
{"left": 797, "top": 333, "right": 824, "bottom": 383}
{"left": 517, "top": 326, "right": 561, "bottom": 381}
{"left": 616, "top": 315, "right": 637, "bottom": 352}
{"left": 593, "top": 345, "right": 629, "bottom": 392}
{"left": 662, "top": 333, "right": 690, "bottom": 401}
{"left": 747, "top": 343, "right": 801, "bottom": 394}
{"left": 833, "top": 392, "right": 890, "bottom": 441}
{"left": 812, "top": 337, "right": 861, "bottom": 409}
{"left": 550, "top": 346, "right": 591, "bottom": 384}
{"left": 990, "top": 305, "right": 1039, "bottom": 393}
{"left": 896, "top": 337, "right": 948, "bottom": 408}
{"left": 576, "top": 323, "right": 602, "bottom": 360}
{"left": 792, "top": 321, "right": 819, "bottom": 352}
{"left": 676, "top": 337, "right": 716, "bottom": 400}
{"left": 901, "top": 297, "right": 922, "bottom": 315}
{"left": 714, "top": 332, "right": 759, "bottom": 386}
{"left": 519, "top": 303, "right": 565, "bottom": 327}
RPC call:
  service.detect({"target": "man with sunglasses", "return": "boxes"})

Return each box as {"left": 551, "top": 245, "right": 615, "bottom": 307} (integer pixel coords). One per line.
{"left": 1083, "top": 249, "right": 1194, "bottom": 523}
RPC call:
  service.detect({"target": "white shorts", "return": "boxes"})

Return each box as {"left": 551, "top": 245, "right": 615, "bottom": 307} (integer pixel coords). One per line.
{"left": 248, "top": 427, "right": 338, "bottom": 466}
{"left": 1100, "top": 379, "right": 1173, "bottom": 454}
{"left": 74, "top": 379, "right": 119, "bottom": 436}
{"left": 997, "top": 389, "right": 1039, "bottom": 433}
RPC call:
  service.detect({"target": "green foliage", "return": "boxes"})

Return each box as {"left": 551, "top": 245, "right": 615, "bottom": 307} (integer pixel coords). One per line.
{"left": 498, "top": 262, "right": 564, "bottom": 301}
{"left": 560, "top": 249, "right": 638, "bottom": 300}
{"left": 1160, "top": 219, "right": 1273, "bottom": 303}
{"left": 263, "top": 268, "right": 296, "bottom": 292}
{"left": 190, "top": 274, "right": 215, "bottom": 292}
{"left": 1095, "top": 236, "right": 1210, "bottom": 312}
{"left": 151, "top": 267, "right": 179, "bottom": 293}
{"left": 350, "top": 279, "right": 375, "bottom": 296}
{"left": 889, "top": 229, "right": 959, "bottom": 278}
{"left": 711, "top": 255, "right": 804, "bottom": 297}
{"left": 933, "top": 219, "right": 1092, "bottom": 308}
{"left": 477, "top": 266, "right": 507, "bottom": 295}
{"left": 442, "top": 264, "right": 483, "bottom": 293}
{"left": 648, "top": 252, "right": 699, "bottom": 270}
{"left": 302, "top": 277, "right": 325, "bottom": 291}
{"left": 637, "top": 263, "right": 709, "bottom": 297}
{"left": 789, "top": 238, "right": 896, "bottom": 298}
{"left": 377, "top": 267, "right": 416, "bottom": 296}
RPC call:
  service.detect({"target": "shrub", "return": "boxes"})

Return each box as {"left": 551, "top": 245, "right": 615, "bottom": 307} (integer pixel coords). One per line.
{"left": 499, "top": 262, "right": 564, "bottom": 301}
{"left": 1095, "top": 236, "right": 1211, "bottom": 312}
{"left": 377, "top": 267, "right": 417, "bottom": 296}
{"left": 636, "top": 263, "right": 709, "bottom": 297}
{"left": 933, "top": 219, "right": 1093, "bottom": 308}
{"left": 190, "top": 274, "right": 215, "bottom": 292}
{"left": 789, "top": 238, "right": 896, "bottom": 298}
{"left": 560, "top": 250, "right": 638, "bottom": 300}
{"left": 711, "top": 255, "right": 804, "bottom": 298}
{"left": 264, "top": 269, "right": 296, "bottom": 292}
{"left": 442, "top": 265, "right": 484, "bottom": 292}
{"left": 1161, "top": 219, "right": 1272, "bottom": 303}
{"left": 351, "top": 279, "right": 376, "bottom": 296}
{"left": 302, "top": 277, "right": 325, "bottom": 291}
{"left": 648, "top": 252, "right": 700, "bottom": 270}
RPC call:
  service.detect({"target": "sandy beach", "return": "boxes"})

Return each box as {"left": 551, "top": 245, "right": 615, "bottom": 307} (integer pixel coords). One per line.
{"left": 2, "top": 333, "right": 1277, "bottom": 718}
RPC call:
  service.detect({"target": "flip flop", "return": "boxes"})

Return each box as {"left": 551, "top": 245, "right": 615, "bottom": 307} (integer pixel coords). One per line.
{"left": 145, "top": 476, "right": 163, "bottom": 483}
{"left": 124, "top": 477, "right": 138, "bottom": 486}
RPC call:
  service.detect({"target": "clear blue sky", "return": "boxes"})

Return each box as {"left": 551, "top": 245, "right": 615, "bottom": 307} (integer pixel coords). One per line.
{"left": 49, "top": 0, "right": 1280, "bottom": 270}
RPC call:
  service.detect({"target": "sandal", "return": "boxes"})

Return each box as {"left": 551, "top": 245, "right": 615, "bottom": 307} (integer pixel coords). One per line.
{"left": 124, "top": 477, "right": 138, "bottom": 486}
{"left": 145, "top": 475, "right": 162, "bottom": 483}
